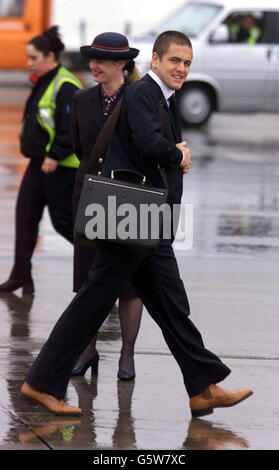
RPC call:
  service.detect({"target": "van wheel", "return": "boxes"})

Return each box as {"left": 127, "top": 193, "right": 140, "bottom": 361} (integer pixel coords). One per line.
{"left": 177, "top": 85, "right": 213, "bottom": 126}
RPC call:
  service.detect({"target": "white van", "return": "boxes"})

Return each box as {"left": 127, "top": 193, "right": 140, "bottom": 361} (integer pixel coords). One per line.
{"left": 133, "top": 0, "right": 279, "bottom": 125}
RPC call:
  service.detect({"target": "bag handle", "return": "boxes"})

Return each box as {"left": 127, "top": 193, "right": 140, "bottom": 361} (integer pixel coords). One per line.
{"left": 111, "top": 169, "right": 146, "bottom": 184}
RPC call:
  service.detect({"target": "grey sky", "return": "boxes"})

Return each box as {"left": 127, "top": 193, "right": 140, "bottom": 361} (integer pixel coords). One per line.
{"left": 52, "top": 0, "right": 185, "bottom": 49}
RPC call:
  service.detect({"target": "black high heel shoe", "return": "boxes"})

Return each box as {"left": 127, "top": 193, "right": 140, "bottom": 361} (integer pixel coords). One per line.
{"left": 71, "top": 350, "right": 99, "bottom": 377}
{"left": 117, "top": 369, "right": 135, "bottom": 380}
{"left": 117, "top": 355, "right": 136, "bottom": 381}
{"left": 0, "top": 278, "right": 34, "bottom": 295}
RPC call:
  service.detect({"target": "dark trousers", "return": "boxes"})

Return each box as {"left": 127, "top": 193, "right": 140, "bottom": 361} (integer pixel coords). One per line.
{"left": 25, "top": 242, "right": 230, "bottom": 399}
{"left": 72, "top": 175, "right": 138, "bottom": 297}
{"left": 10, "top": 159, "right": 76, "bottom": 281}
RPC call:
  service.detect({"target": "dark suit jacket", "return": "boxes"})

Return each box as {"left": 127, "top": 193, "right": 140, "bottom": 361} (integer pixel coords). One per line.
{"left": 103, "top": 73, "right": 184, "bottom": 208}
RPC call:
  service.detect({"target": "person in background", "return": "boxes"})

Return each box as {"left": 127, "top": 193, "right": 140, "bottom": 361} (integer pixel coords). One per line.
{"left": 70, "top": 32, "right": 143, "bottom": 381}
{"left": 0, "top": 26, "right": 83, "bottom": 295}
{"left": 230, "top": 14, "right": 262, "bottom": 44}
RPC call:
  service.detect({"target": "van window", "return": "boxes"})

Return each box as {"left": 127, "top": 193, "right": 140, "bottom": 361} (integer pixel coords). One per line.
{"left": 226, "top": 12, "right": 263, "bottom": 44}
{"left": 219, "top": 11, "right": 279, "bottom": 45}
{"left": 0, "top": 0, "right": 24, "bottom": 17}
{"left": 152, "top": 2, "right": 222, "bottom": 37}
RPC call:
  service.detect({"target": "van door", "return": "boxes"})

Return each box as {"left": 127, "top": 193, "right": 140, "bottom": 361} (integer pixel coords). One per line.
{"left": 263, "top": 11, "right": 279, "bottom": 111}
{"left": 0, "top": 0, "right": 51, "bottom": 69}
{"left": 202, "top": 10, "right": 277, "bottom": 112}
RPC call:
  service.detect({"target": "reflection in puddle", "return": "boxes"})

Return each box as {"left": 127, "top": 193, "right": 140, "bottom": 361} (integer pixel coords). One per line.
{"left": 183, "top": 418, "right": 248, "bottom": 450}
{"left": 216, "top": 243, "right": 273, "bottom": 254}
{"left": 18, "top": 417, "right": 82, "bottom": 444}
{"left": 218, "top": 214, "right": 279, "bottom": 238}
{"left": 215, "top": 213, "right": 279, "bottom": 253}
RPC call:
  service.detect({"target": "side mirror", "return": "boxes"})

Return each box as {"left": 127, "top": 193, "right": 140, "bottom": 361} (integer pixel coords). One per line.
{"left": 210, "top": 24, "right": 230, "bottom": 43}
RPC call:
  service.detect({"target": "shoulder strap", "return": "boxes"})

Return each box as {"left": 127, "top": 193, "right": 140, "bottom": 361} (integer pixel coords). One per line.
{"left": 86, "top": 95, "right": 124, "bottom": 174}
{"left": 86, "top": 95, "right": 168, "bottom": 189}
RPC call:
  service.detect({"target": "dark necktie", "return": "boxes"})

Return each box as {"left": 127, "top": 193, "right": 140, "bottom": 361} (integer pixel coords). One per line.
{"left": 168, "top": 94, "right": 182, "bottom": 141}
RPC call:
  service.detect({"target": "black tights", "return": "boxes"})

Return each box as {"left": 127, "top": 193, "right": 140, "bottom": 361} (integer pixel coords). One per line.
{"left": 74, "top": 296, "right": 143, "bottom": 374}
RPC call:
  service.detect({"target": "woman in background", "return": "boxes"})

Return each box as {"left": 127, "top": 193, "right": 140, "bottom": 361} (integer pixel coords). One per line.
{"left": 0, "top": 26, "right": 82, "bottom": 295}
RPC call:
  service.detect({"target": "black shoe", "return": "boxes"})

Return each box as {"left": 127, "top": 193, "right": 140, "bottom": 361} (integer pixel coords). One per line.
{"left": 71, "top": 350, "right": 99, "bottom": 377}
{"left": 0, "top": 279, "right": 34, "bottom": 295}
{"left": 117, "top": 369, "right": 136, "bottom": 381}
{"left": 117, "top": 350, "right": 136, "bottom": 380}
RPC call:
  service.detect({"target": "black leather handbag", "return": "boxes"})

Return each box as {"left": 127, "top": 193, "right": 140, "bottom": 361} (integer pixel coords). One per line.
{"left": 74, "top": 98, "right": 168, "bottom": 250}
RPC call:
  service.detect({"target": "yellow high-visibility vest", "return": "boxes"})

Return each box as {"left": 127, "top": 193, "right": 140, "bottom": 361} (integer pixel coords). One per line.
{"left": 36, "top": 66, "right": 83, "bottom": 168}
{"left": 230, "top": 24, "right": 262, "bottom": 44}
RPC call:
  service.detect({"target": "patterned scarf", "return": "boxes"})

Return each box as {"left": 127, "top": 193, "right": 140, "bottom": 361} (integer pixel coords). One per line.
{"left": 101, "top": 84, "right": 123, "bottom": 119}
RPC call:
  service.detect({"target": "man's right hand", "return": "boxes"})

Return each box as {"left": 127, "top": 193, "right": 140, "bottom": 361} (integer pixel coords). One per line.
{"left": 176, "top": 141, "right": 191, "bottom": 174}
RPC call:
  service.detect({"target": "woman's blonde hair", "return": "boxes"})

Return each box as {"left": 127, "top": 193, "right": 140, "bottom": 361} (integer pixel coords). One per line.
{"left": 124, "top": 60, "right": 141, "bottom": 83}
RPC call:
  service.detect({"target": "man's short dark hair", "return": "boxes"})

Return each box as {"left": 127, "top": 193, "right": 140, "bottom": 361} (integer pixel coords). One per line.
{"left": 153, "top": 30, "right": 192, "bottom": 59}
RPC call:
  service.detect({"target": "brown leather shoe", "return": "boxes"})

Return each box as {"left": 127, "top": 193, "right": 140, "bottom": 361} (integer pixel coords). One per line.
{"left": 20, "top": 382, "right": 82, "bottom": 416}
{"left": 190, "top": 384, "right": 253, "bottom": 417}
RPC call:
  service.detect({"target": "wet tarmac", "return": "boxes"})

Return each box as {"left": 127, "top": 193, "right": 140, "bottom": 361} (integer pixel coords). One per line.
{"left": 0, "top": 84, "right": 279, "bottom": 452}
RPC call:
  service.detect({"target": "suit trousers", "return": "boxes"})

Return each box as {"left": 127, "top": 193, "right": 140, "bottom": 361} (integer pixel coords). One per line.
{"left": 10, "top": 159, "right": 76, "bottom": 281}
{"left": 25, "top": 241, "right": 230, "bottom": 399}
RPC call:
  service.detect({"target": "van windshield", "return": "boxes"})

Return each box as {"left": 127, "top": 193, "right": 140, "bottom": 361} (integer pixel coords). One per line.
{"left": 151, "top": 2, "right": 222, "bottom": 37}
{"left": 0, "top": 0, "right": 24, "bottom": 17}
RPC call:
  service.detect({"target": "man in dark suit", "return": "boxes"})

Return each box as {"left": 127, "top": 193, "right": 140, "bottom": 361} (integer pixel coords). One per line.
{"left": 20, "top": 31, "right": 252, "bottom": 417}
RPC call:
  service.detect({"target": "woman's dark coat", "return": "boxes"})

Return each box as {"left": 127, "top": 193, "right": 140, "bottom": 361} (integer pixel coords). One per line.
{"left": 71, "top": 81, "right": 136, "bottom": 296}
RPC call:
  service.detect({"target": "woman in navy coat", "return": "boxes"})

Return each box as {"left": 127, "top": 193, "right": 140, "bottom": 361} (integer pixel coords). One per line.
{"left": 71, "top": 32, "right": 143, "bottom": 380}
